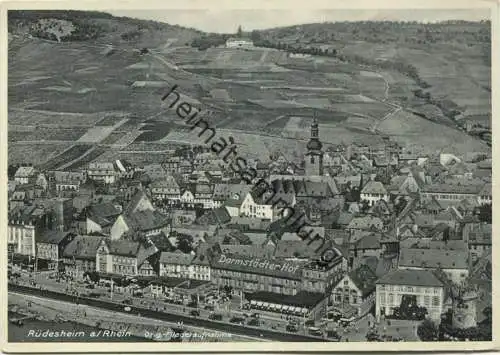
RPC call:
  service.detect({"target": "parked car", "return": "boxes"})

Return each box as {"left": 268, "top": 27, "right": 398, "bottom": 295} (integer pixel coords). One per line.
{"left": 190, "top": 310, "right": 200, "bottom": 317}
{"left": 229, "top": 317, "right": 245, "bottom": 325}
{"left": 327, "top": 330, "right": 341, "bottom": 341}
{"left": 122, "top": 299, "right": 133, "bottom": 305}
{"left": 88, "top": 292, "right": 101, "bottom": 298}
{"left": 204, "top": 305, "right": 215, "bottom": 311}
{"left": 247, "top": 318, "right": 260, "bottom": 327}
{"left": 366, "top": 331, "right": 382, "bottom": 342}
{"left": 339, "top": 316, "right": 355, "bottom": 327}
{"left": 308, "top": 327, "right": 323, "bottom": 336}
{"left": 305, "top": 319, "right": 315, "bottom": 327}
{"left": 208, "top": 313, "right": 223, "bottom": 321}
{"left": 85, "top": 284, "right": 95, "bottom": 289}
{"left": 286, "top": 324, "right": 298, "bottom": 332}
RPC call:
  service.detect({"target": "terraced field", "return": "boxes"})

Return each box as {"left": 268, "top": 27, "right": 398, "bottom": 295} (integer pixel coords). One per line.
{"left": 8, "top": 12, "right": 490, "bottom": 171}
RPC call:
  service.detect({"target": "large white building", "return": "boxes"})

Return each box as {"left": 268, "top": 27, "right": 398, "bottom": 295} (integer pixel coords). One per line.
{"left": 375, "top": 269, "right": 445, "bottom": 322}
{"left": 239, "top": 191, "right": 274, "bottom": 220}
{"left": 225, "top": 38, "right": 254, "bottom": 48}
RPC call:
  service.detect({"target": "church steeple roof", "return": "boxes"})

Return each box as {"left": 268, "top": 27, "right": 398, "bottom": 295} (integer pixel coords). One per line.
{"left": 306, "top": 112, "right": 322, "bottom": 152}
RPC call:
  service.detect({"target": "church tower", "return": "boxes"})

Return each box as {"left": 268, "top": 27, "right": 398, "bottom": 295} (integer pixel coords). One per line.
{"left": 305, "top": 113, "right": 324, "bottom": 176}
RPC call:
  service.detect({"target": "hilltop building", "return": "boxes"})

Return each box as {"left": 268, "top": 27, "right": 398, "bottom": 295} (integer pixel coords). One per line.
{"left": 225, "top": 38, "right": 254, "bottom": 48}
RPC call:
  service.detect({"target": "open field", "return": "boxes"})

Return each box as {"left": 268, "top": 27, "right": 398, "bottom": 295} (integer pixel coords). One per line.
{"left": 8, "top": 108, "right": 102, "bottom": 127}
{"left": 62, "top": 146, "right": 107, "bottom": 170}
{"left": 8, "top": 142, "right": 73, "bottom": 166}
{"left": 8, "top": 127, "right": 88, "bottom": 142}
{"left": 77, "top": 126, "right": 116, "bottom": 143}
{"left": 378, "top": 110, "right": 489, "bottom": 154}
{"left": 39, "top": 144, "right": 93, "bottom": 170}
{"left": 8, "top": 13, "right": 490, "bottom": 166}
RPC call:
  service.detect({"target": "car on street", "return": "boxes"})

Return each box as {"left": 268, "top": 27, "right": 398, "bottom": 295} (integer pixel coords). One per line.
{"left": 305, "top": 319, "right": 315, "bottom": 327}
{"left": 88, "top": 292, "right": 101, "bottom": 298}
{"left": 247, "top": 318, "right": 261, "bottom": 327}
{"left": 308, "top": 327, "right": 323, "bottom": 336}
{"left": 208, "top": 313, "right": 223, "bottom": 321}
{"left": 366, "top": 331, "right": 382, "bottom": 342}
{"left": 286, "top": 324, "right": 298, "bottom": 332}
{"left": 339, "top": 316, "right": 356, "bottom": 327}
{"left": 229, "top": 316, "right": 245, "bottom": 325}
{"left": 327, "top": 330, "right": 342, "bottom": 341}
{"left": 190, "top": 310, "right": 200, "bottom": 317}
{"left": 122, "top": 299, "right": 133, "bottom": 305}
{"left": 204, "top": 304, "right": 215, "bottom": 311}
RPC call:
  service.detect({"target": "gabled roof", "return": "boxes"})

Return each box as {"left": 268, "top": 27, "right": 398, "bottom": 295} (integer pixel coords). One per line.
{"left": 213, "top": 183, "right": 252, "bottom": 200}
{"left": 62, "top": 235, "right": 105, "bottom": 260}
{"left": 195, "top": 207, "right": 231, "bottom": 226}
{"left": 15, "top": 166, "right": 36, "bottom": 178}
{"left": 273, "top": 240, "right": 317, "bottom": 259}
{"left": 220, "top": 244, "right": 274, "bottom": 259}
{"left": 159, "top": 251, "right": 194, "bottom": 265}
{"left": 146, "top": 232, "right": 174, "bottom": 252}
{"left": 36, "top": 231, "right": 73, "bottom": 245}
{"left": 361, "top": 180, "right": 387, "bottom": 195}
{"left": 377, "top": 269, "right": 444, "bottom": 287}
{"left": 354, "top": 232, "right": 382, "bottom": 250}
{"left": 124, "top": 210, "right": 169, "bottom": 232}
{"left": 422, "top": 183, "right": 484, "bottom": 195}
{"left": 223, "top": 197, "right": 245, "bottom": 208}
{"left": 106, "top": 239, "right": 141, "bottom": 257}
{"left": 478, "top": 183, "right": 492, "bottom": 196}
{"left": 124, "top": 190, "right": 153, "bottom": 215}
{"left": 346, "top": 264, "right": 378, "bottom": 297}
{"left": 87, "top": 203, "right": 122, "bottom": 219}
{"left": 150, "top": 175, "right": 180, "bottom": 189}
{"left": 218, "top": 228, "right": 252, "bottom": 245}
{"left": 347, "top": 216, "right": 383, "bottom": 230}
{"left": 398, "top": 248, "right": 468, "bottom": 270}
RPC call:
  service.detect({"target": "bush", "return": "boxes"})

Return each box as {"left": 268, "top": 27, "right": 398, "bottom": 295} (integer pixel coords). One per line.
{"left": 418, "top": 319, "right": 439, "bottom": 341}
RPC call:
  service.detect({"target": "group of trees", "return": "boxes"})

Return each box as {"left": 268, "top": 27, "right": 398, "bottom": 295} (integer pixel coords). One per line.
{"left": 389, "top": 295, "right": 428, "bottom": 321}
{"left": 436, "top": 308, "right": 492, "bottom": 341}
{"left": 417, "top": 319, "right": 439, "bottom": 341}
{"left": 120, "top": 28, "right": 142, "bottom": 41}
{"left": 26, "top": 18, "right": 105, "bottom": 42}
{"left": 190, "top": 33, "right": 230, "bottom": 50}
{"left": 476, "top": 203, "right": 492, "bottom": 223}
{"left": 257, "top": 20, "right": 491, "bottom": 47}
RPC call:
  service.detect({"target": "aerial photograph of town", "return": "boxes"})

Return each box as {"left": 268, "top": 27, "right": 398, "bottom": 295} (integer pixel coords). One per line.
{"left": 6, "top": 6, "right": 492, "bottom": 346}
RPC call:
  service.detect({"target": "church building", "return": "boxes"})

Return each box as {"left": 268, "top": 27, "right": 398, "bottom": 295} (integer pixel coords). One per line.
{"left": 305, "top": 114, "right": 324, "bottom": 176}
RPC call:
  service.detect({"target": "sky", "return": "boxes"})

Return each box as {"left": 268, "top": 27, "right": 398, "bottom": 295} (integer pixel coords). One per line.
{"left": 109, "top": 9, "right": 491, "bottom": 33}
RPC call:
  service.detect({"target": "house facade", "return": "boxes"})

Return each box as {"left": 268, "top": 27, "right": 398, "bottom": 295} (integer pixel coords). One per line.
{"left": 159, "top": 252, "right": 195, "bottom": 279}
{"left": 331, "top": 264, "right": 377, "bottom": 317}
{"left": 375, "top": 269, "right": 445, "bottom": 322}
{"left": 361, "top": 180, "right": 389, "bottom": 207}
{"left": 35, "top": 231, "right": 75, "bottom": 270}
{"left": 87, "top": 162, "right": 118, "bottom": 185}
{"left": 240, "top": 191, "right": 274, "bottom": 220}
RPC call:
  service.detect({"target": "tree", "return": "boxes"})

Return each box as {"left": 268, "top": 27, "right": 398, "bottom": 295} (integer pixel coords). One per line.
{"left": 477, "top": 203, "right": 492, "bottom": 223}
{"left": 250, "top": 30, "right": 261, "bottom": 42}
{"left": 177, "top": 234, "right": 194, "bottom": 253}
{"left": 417, "top": 319, "right": 439, "bottom": 341}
